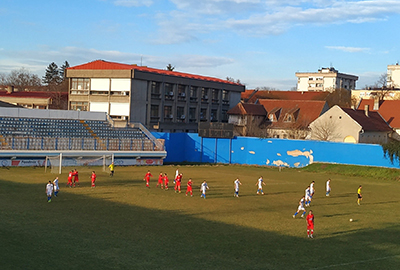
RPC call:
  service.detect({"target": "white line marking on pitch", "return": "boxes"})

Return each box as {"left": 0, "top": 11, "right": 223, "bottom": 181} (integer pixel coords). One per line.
{"left": 309, "top": 254, "right": 400, "bottom": 270}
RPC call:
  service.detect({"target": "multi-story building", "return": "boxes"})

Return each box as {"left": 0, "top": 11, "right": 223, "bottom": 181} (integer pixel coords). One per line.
{"left": 387, "top": 63, "right": 400, "bottom": 89}
{"left": 295, "top": 67, "right": 358, "bottom": 92}
{"left": 66, "top": 60, "right": 245, "bottom": 132}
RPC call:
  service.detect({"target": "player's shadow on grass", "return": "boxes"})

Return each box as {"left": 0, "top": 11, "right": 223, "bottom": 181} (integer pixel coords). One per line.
{"left": 2, "top": 179, "right": 400, "bottom": 270}
{"left": 321, "top": 213, "right": 351, "bottom": 218}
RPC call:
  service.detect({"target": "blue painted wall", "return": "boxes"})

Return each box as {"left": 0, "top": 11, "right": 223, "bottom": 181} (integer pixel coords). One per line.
{"left": 152, "top": 132, "right": 399, "bottom": 169}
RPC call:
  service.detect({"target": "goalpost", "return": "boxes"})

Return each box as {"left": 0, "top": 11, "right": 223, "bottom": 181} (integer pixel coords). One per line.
{"left": 48, "top": 154, "right": 63, "bottom": 174}
{"left": 47, "top": 153, "right": 112, "bottom": 174}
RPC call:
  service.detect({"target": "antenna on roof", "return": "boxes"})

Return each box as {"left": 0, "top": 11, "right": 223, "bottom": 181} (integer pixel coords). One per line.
{"left": 140, "top": 55, "right": 143, "bottom": 66}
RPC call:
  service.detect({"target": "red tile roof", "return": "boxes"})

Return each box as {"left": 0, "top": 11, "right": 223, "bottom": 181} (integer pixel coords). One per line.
{"left": 242, "top": 90, "right": 330, "bottom": 103}
{"left": 0, "top": 90, "right": 68, "bottom": 99}
{"left": 227, "top": 103, "right": 267, "bottom": 116}
{"left": 68, "top": 60, "right": 242, "bottom": 86}
{"left": 342, "top": 107, "right": 392, "bottom": 132}
{"left": 358, "top": 99, "right": 400, "bottom": 128}
{"left": 257, "top": 99, "right": 328, "bottom": 129}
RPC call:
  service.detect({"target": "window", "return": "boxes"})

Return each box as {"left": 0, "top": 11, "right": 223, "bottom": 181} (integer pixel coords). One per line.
{"left": 71, "top": 78, "right": 90, "bottom": 94}
{"left": 150, "top": 105, "right": 159, "bottom": 123}
{"left": 222, "top": 90, "right": 228, "bottom": 100}
{"left": 91, "top": 91, "right": 108, "bottom": 95}
{"left": 189, "top": 107, "right": 196, "bottom": 122}
{"left": 222, "top": 109, "right": 228, "bottom": 122}
{"left": 151, "top": 82, "right": 161, "bottom": 94}
{"left": 201, "top": 88, "right": 209, "bottom": 101}
{"left": 164, "top": 106, "right": 173, "bottom": 121}
{"left": 284, "top": 114, "right": 293, "bottom": 123}
{"left": 190, "top": 86, "right": 197, "bottom": 99}
{"left": 165, "top": 83, "right": 173, "bottom": 95}
{"left": 212, "top": 89, "right": 219, "bottom": 103}
{"left": 151, "top": 105, "right": 159, "bottom": 117}
{"left": 268, "top": 114, "right": 276, "bottom": 122}
{"left": 178, "top": 85, "right": 186, "bottom": 96}
{"left": 211, "top": 109, "right": 218, "bottom": 122}
{"left": 70, "top": 101, "right": 88, "bottom": 111}
{"left": 200, "top": 108, "right": 207, "bottom": 121}
{"left": 177, "top": 107, "right": 185, "bottom": 122}
{"left": 71, "top": 78, "right": 90, "bottom": 90}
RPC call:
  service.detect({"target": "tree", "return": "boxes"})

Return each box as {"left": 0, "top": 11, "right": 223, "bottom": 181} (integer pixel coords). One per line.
{"left": 226, "top": 77, "right": 241, "bottom": 84}
{"left": 59, "top": 61, "right": 70, "bottom": 79}
{"left": 43, "top": 62, "right": 62, "bottom": 86}
{"left": 255, "top": 86, "right": 277, "bottom": 91}
{"left": 366, "top": 73, "right": 391, "bottom": 101}
{"left": 6, "top": 68, "right": 41, "bottom": 91}
{"left": 325, "top": 88, "right": 352, "bottom": 108}
{"left": 309, "top": 118, "right": 340, "bottom": 141}
{"left": 166, "top": 64, "right": 175, "bottom": 71}
{"left": 42, "top": 61, "right": 69, "bottom": 109}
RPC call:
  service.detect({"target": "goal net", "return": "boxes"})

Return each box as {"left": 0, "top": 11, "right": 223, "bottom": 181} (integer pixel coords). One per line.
{"left": 48, "top": 154, "right": 62, "bottom": 174}
{"left": 47, "top": 154, "right": 112, "bottom": 174}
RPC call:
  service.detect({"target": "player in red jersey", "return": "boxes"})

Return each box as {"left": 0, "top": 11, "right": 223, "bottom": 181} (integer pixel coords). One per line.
{"left": 91, "top": 171, "right": 96, "bottom": 188}
{"left": 156, "top": 172, "right": 164, "bottom": 189}
{"left": 186, "top": 178, "right": 193, "bottom": 197}
{"left": 66, "top": 170, "right": 73, "bottom": 188}
{"left": 143, "top": 170, "right": 152, "bottom": 188}
{"left": 174, "top": 173, "right": 182, "bottom": 193}
{"left": 306, "top": 210, "right": 314, "bottom": 238}
{"left": 72, "top": 169, "right": 80, "bottom": 187}
{"left": 163, "top": 173, "right": 169, "bottom": 190}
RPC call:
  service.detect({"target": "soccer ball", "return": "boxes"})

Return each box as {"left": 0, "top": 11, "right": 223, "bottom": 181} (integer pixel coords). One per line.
{"left": 349, "top": 219, "right": 353, "bottom": 222}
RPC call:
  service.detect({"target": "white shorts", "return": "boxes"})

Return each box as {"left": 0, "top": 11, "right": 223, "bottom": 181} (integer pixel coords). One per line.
{"left": 305, "top": 195, "right": 311, "bottom": 201}
{"left": 297, "top": 205, "right": 305, "bottom": 211}
{"left": 46, "top": 191, "right": 52, "bottom": 196}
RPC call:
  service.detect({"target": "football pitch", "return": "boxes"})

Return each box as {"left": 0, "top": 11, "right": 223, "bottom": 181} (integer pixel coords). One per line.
{"left": 1, "top": 164, "right": 400, "bottom": 269}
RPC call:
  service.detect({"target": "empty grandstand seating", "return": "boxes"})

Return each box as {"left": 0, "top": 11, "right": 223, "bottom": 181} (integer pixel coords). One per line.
{"left": 0, "top": 116, "right": 159, "bottom": 151}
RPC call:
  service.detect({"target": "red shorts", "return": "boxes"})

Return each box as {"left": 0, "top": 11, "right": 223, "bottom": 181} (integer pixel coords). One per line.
{"left": 307, "top": 224, "right": 314, "bottom": 230}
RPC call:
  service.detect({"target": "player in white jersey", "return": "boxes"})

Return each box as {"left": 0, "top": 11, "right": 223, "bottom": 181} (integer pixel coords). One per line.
{"left": 326, "top": 179, "right": 331, "bottom": 196}
{"left": 310, "top": 181, "right": 315, "bottom": 197}
{"left": 293, "top": 196, "right": 306, "bottom": 218}
{"left": 53, "top": 177, "right": 59, "bottom": 197}
{"left": 305, "top": 186, "right": 311, "bottom": 207}
{"left": 256, "top": 176, "right": 266, "bottom": 195}
{"left": 46, "top": 181, "right": 53, "bottom": 203}
{"left": 233, "top": 178, "right": 242, "bottom": 197}
{"left": 200, "top": 180, "right": 209, "bottom": 199}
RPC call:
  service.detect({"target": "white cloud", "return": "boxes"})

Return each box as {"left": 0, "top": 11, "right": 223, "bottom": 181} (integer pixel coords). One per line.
{"left": 0, "top": 47, "right": 235, "bottom": 77}
{"left": 159, "top": 0, "right": 400, "bottom": 40}
{"left": 325, "top": 46, "right": 370, "bottom": 53}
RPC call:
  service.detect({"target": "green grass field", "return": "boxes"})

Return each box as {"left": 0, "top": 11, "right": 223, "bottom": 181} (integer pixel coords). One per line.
{"left": 1, "top": 164, "right": 400, "bottom": 269}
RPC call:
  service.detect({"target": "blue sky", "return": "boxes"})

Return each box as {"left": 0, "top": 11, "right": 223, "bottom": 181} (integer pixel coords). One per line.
{"left": 1, "top": 0, "right": 400, "bottom": 90}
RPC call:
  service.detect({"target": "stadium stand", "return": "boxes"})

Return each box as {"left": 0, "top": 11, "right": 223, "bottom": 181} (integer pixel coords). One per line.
{"left": 0, "top": 107, "right": 165, "bottom": 153}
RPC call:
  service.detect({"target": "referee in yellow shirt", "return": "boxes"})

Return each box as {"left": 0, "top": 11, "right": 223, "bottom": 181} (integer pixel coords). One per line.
{"left": 109, "top": 162, "right": 115, "bottom": 177}
{"left": 357, "top": 185, "right": 362, "bottom": 205}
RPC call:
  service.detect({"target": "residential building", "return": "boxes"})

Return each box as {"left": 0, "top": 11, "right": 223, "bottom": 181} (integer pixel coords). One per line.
{"left": 295, "top": 67, "right": 358, "bottom": 92}
{"left": 387, "top": 63, "right": 400, "bottom": 89}
{"left": 352, "top": 89, "right": 400, "bottom": 105}
{"left": 309, "top": 105, "right": 392, "bottom": 144}
{"left": 242, "top": 89, "right": 330, "bottom": 103}
{"left": 258, "top": 99, "right": 329, "bottom": 139}
{"left": 227, "top": 103, "right": 267, "bottom": 136}
{"left": 358, "top": 99, "right": 400, "bottom": 140}
{"left": 66, "top": 60, "right": 244, "bottom": 132}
